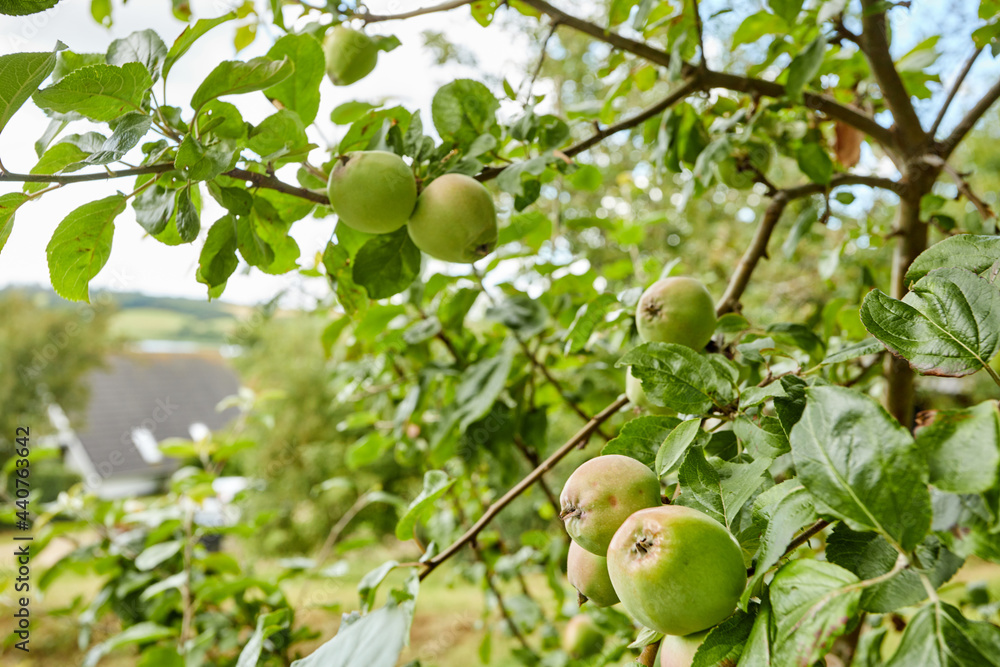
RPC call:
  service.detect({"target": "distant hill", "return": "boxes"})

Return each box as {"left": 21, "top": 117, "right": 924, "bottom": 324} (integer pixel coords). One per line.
{"left": 2, "top": 286, "right": 243, "bottom": 344}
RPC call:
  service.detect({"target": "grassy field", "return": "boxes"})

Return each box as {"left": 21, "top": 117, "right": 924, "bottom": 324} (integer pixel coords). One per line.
{"left": 2, "top": 529, "right": 999, "bottom": 666}
{"left": 0, "top": 535, "right": 533, "bottom": 667}
{"left": 108, "top": 307, "right": 237, "bottom": 343}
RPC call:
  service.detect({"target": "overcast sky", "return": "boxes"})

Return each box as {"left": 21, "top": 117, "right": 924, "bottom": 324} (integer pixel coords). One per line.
{"left": 0, "top": 1, "right": 996, "bottom": 306}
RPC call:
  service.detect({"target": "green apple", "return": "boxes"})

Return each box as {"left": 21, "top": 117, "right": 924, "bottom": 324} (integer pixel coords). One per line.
{"left": 567, "top": 540, "right": 619, "bottom": 607}
{"left": 657, "top": 631, "right": 708, "bottom": 667}
{"left": 626, "top": 368, "right": 674, "bottom": 415}
{"left": 636, "top": 277, "right": 717, "bottom": 349}
{"left": 607, "top": 505, "right": 746, "bottom": 636}
{"left": 327, "top": 151, "right": 417, "bottom": 234}
{"left": 562, "top": 614, "right": 604, "bottom": 659}
{"left": 324, "top": 26, "right": 378, "bottom": 86}
{"left": 407, "top": 173, "right": 498, "bottom": 263}
{"left": 560, "top": 454, "right": 661, "bottom": 556}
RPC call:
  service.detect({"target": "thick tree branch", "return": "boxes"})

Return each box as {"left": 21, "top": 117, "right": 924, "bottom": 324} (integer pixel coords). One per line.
{"left": 358, "top": 0, "right": 474, "bottom": 23}
{"left": 929, "top": 47, "right": 982, "bottom": 139}
{"left": 859, "top": 0, "right": 926, "bottom": 150}
{"left": 939, "top": 76, "right": 1000, "bottom": 158}
{"left": 716, "top": 174, "right": 903, "bottom": 315}
{"left": 701, "top": 71, "right": 898, "bottom": 152}
{"left": 516, "top": 0, "right": 898, "bottom": 151}
{"left": 419, "top": 396, "right": 629, "bottom": 580}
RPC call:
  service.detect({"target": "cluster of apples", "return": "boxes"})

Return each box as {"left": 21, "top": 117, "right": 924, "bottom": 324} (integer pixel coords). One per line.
{"left": 327, "top": 153, "right": 498, "bottom": 263}
{"left": 323, "top": 28, "right": 498, "bottom": 263}
{"left": 561, "top": 279, "right": 745, "bottom": 665}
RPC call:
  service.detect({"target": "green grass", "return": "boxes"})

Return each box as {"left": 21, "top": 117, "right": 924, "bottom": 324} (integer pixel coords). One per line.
{"left": 109, "top": 308, "right": 236, "bottom": 343}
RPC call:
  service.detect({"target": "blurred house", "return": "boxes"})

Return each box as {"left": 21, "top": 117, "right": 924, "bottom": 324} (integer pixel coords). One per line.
{"left": 50, "top": 351, "right": 240, "bottom": 499}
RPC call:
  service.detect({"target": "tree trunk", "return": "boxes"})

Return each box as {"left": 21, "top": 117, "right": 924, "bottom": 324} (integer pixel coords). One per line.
{"left": 884, "top": 171, "right": 935, "bottom": 428}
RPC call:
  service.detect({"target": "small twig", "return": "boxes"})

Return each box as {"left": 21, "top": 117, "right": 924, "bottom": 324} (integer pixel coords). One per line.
{"left": 921, "top": 154, "right": 994, "bottom": 220}
{"left": 940, "top": 75, "right": 1000, "bottom": 158}
{"left": 419, "top": 396, "right": 629, "bottom": 580}
{"left": 782, "top": 519, "right": 830, "bottom": 557}
{"left": 691, "top": 0, "right": 706, "bottom": 69}
{"left": 315, "top": 490, "right": 373, "bottom": 565}
{"left": 929, "top": 47, "right": 982, "bottom": 139}
{"left": 472, "top": 541, "right": 538, "bottom": 658}
{"left": 357, "top": 0, "right": 474, "bottom": 23}
{"left": 513, "top": 434, "right": 562, "bottom": 515}
{"left": 638, "top": 640, "right": 661, "bottom": 666}
{"left": 519, "top": 20, "right": 560, "bottom": 104}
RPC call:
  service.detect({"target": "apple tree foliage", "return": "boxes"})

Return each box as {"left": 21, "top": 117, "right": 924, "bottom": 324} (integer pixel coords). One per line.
{"left": 3, "top": 0, "right": 1000, "bottom": 666}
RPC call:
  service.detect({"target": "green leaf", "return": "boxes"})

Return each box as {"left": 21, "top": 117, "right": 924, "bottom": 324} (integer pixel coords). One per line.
{"left": 0, "top": 193, "right": 29, "bottom": 255}
{"left": 677, "top": 447, "right": 771, "bottom": 528}
{"left": 603, "top": 414, "right": 682, "bottom": 468}
{"left": 742, "top": 484, "right": 817, "bottom": 607}
{"left": 785, "top": 35, "right": 827, "bottom": 101}
{"left": 162, "top": 11, "right": 238, "bottom": 81}
{"left": 733, "top": 11, "right": 787, "bottom": 47}
{"left": 134, "top": 540, "right": 182, "bottom": 571}
{"left": 290, "top": 577, "right": 418, "bottom": 667}
{"left": 331, "top": 101, "right": 380, "bottom": 125}
{"left": 247, "top": 108, "right": 308, "bottom": 158}
{"left": 655, "top": 417, "right": 701, "bottom": 477}
{"left": 0, "top": 48, "right": 59, "bottom": 136}
{"left": 569, "top": 163, "right": 602, "bottom": 191}
{"left": 46, "top": 194, "right": 125, "bottom": 302}
{"left": 236, "top": 610, "right": 291, "bottom": 667}
{"left": 737, "top": 597, "right": 771, "bottom": 666}
{"left": 106, "top": 29, "right": 167, "bottom": 81}
{"left": 820, "top": 338, "right": 883, "bottom": 365}
{"left": 617, "top": 343, "right": 737, "bottom": 415}
{"left": 827, "top": 526, "right": 963, "bottom": 613}
{"left": 563, "top": 292, "right": 619, "bottom": 354}
{"left": 860, "top": 268, "right": 1000, "bottom": 377}
{"left": 133, "top": 184, "right": 174, "bottom": 235}
{"left": 431, "top": 78, "right": 499, "bottom": 148}
{"left": 351, "top": 227, "right": 421, "bottom": 300}
{"left": 174, "top": 187, "right": 200, "bottom": 243}
{"left": 23, "top": 143, "right": 87, "bottom": 193}
{"left": 358, "top": 561, "right": 399, "bottom": 611}
{"left": 485, "top": 296, "right": 547, "bottom": 337}
{"left": 33, "top": 62, "right": 151, "bottom": 122}
{"left": 769, "top": 0, "right": 804, "bottom": 24}
{"left": 691, "top": 608, "right": 756, "bottom": 667}
{"left": 195, "top": 215, "right": 237, "bottom": 293}
{"left": 264, "top": 33, "right": 324, "bottom": 125}
{"left": 191, "top": 56, "right": 293, "bottom": 112}
{"left": 0, "top": 0, "right": 60, "bottom": 15}
{"left": 175, "top": 135, "right": 235, "bottom": 181}
{"left": 906, "top": 234, "right": 1000, "bottom": 283}
{"left": 789, "top": 386, "right": 932, "bottom": 551}
{"left": 796, "top": 142, "right": 833, "bottom": 185}
{"left": 769, "top": 559, "right": 861, "bottom": 667}
{"left": 916, "top": 400, "right": 1000, "bottom": 494}
{"left": 84, "top": 111, "right": 151, "bottom": 164}
{"left": 498, "top": 210, "right": 551, "bottom": 251}
{"left": 470, "top": 0, "right": 501, "bottom": 26}
{"left": 885, "top": 602, "right": 1000, "bottom": 667}
{"left": 395, "top": 470, "right": 455, "bottom": 540}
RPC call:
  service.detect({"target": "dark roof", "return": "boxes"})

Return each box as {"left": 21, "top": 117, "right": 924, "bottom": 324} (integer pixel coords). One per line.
{"left": 74, "top": 352, "right": 240, "bottom": 477}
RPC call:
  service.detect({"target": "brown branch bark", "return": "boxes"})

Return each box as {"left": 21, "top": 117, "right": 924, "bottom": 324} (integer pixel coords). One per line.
{"left": 419, "top": 395, "right": 629, "bottom": 580}
{"left": 0, "top": 162, "right": 330, "bottom": 204}
{"left": 929, "top": 47, "right": 982, "bottom": 139}
{"left": 885, "top": 168, "right": 939, "bottom": 428}
{"left": 638, "top": 640, "right": 661, "bottom": 666}
{"left": 513, "top": 434, "right": 562, "bottom": 515}
{"left": 859, "top": 0, "right": 927, "bottom": 150}
{"left": 939, "top": 76, "right": 1000, "bottom": 158}
{"left": 358, "top": 0, "right": 474, "bottom": 23}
